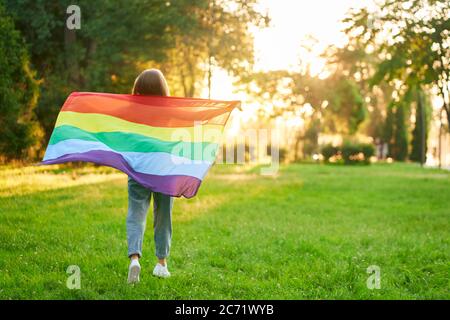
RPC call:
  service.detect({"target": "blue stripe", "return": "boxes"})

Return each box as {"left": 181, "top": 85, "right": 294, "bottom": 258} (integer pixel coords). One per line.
{"left": 43, "top": 139, "right": 212, "bottom": 180}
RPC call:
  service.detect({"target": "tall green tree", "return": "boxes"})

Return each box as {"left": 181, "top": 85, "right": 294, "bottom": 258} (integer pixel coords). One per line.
{"left": 344, "top": 0, "right": 450, "bottom": 131}
{"left": 326, "top": 40, "right": 396, "bottom": 144}
{"left": 5, "top": 0, "right": 267, "bottom": 152}
{"left": 383, "top": 103, "right": 395, "bottom": 157}
{"left": 324, "top": 74, "right": 366, "bottom": 135}
{"left": 4, "top": 0, "right": 203, "bottom": 142}
{"left": 393, "top": 102, "right": 409, "bottom": 161}
{"left": 410, "top": 89, "right": 430, "bottom": 163}
{"left": 383, "top": 100, "right": 409, "bottom": 161}
{"left": 0, "top": 4, "right": 40, "bottom": 160}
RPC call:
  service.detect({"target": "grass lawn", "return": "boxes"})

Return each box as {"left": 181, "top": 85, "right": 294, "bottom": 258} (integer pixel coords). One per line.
{"left": 0, "top": 162, "right": 449, "bottom": 299}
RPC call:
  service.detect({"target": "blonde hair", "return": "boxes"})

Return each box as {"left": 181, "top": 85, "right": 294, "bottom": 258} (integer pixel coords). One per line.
{"left": 132, "top": 69, "right": 169, "bottom": 96}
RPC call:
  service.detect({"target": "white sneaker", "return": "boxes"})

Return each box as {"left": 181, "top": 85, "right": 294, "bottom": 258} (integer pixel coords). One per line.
{"left": 152, "top": 263, "right": 171, "bottom": 278}
{"left": 127, "top": 259, "right": 141, "bottom": 284}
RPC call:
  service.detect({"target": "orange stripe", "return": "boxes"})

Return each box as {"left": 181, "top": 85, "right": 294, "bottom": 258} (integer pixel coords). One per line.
{"left": 61, "top": 92, "right": 240, "bottom": 128}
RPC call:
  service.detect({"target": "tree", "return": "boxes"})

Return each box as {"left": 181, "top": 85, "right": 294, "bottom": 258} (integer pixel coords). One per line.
{"left": 205, "top": 0, "right": 267, "bottom": 97}
{"left": 4, "top": 0, "right": 204, "bottom": 142}
{"left": 383, "top": 103, "right": 395, "bottom": 157}
{"left": 324, "top": 75, "right": 366, "bottom": 135}
{"left": 5, "top": 0, "right": 267, "bottom": 153}
{"left": 302, "top": 118, "right": 320, "bottom": 158}
{"left": 410, "top": 89, "right": 430, "bottom": 163}
{"left": 0, "top": 4, "right": 40, "bottom": 160}
{"left": 158, "top": 0, "right": 267, "bottom": 97}
{"left": 393, "top": 102, "right": 409, "bottom": 161}
{"left": 383, "top": 100, "right": 409, "bottom": 161}
{"left": 344, "top": 0, "right": 450, "bottom": 131}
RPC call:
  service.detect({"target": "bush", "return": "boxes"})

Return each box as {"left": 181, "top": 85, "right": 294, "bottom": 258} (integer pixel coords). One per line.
{"left": 320, "top": 142, "right": 375, "bottom": 165}
{"left": 341, "top": 142, "right": 374, "bottom": 165}
{"left": 341, "top": 142, "right": 360, "bottom": 164}
{"left": 360, "top": 143, "right": 375, "bottom": 161}
{"left": 321, "top": 144, "right": 339, "bottom": 162}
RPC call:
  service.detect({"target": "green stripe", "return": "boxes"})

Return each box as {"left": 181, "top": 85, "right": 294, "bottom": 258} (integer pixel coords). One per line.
{"left": 49, "top": 125, "right": 219, "bottom": 162}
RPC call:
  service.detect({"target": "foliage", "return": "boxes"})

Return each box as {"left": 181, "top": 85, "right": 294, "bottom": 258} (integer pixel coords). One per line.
{"left": 1, "top": 1, "right": 266, "bottom": 160}
{"left": 383, "top": 102, "right": 395, "bottom": 156}
{"left": 324, "top": 75, "right": 366, "bottom": 134}
{"left": 289, "top": 72, "right": 367, "bottom": 136}
{"left": 382, "top": 99, "right": 410, "bottom": 161}
{"left": 320, "top": 144, "right": 339, "bottom": 162}
{"left": 302, "top": 118, "right": 320, "bottom": 157}
{"left": 392, "top": 102, "right": 409, "bottom": 161}
{"left": 410, "top": 89, "right": 430, "bottom": 163}
{"left": 4, "top": 0, "right": 202, "bottom": 143}
{"left": 0, "top": 4, "right": 41, "bottom": 160}
{"left": 341, "top": 141, "right": 374, "bottom": 165}
{"left": 243, "top": 68, "right": 369, "bottom": 162}
{"left": 343, "top": 0, "right": 450, "bottom": 131}
{"left": 320, "top": 141, "right": 375, "bottom": 165}
{"left": 152, "top": 0, "right": 267, "bottom": 97}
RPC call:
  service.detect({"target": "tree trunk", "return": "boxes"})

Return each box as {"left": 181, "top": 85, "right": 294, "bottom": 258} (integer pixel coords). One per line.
{"left": 420, "top": 91, "right": 426, "bottom": 166}
{"left": 293, "top": 129, "right": 303, "bottom": 161}
{"left": 187, "top": 57, "right": 196, "bottom": 98}
{"left": 446, "top": 105, "right": 450, "bottom": 132}
{"left": 207, "top": 54, "right": 212, "bottom": 99}
{"left": 438, "top": 108, "right": 444, "bottom": 169}
{"left": 64, "top": 27, "right": 80, "bottom": 85}
{"left": 180, "top": 70, "right": 188, "bottom": 98}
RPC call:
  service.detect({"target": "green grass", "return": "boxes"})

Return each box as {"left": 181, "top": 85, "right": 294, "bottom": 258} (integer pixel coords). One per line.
{"left": 0, "top": 162, "right": 449, "bottom": 299}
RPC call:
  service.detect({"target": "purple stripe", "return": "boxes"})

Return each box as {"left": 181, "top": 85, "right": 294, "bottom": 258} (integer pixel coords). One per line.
{"left": 41, "top": 150, "right": 202, "bottom": 198}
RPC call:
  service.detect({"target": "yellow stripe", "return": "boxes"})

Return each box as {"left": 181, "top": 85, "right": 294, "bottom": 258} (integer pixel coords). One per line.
{"left": 55, "top": 111, "right": 224, "bottom": 143}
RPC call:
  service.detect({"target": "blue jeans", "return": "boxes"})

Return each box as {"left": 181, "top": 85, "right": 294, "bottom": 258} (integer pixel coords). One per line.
{"left": 126, "top": 177, "right": 173, "bottom": 259}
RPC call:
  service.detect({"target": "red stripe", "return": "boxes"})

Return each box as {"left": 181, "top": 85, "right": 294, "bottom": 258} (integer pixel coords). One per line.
{"left": 61, "top": 92, "right": 240, "bottom": 127}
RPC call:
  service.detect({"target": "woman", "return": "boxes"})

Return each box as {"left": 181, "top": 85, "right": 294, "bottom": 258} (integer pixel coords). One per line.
{"left": 127, "top": 69, "right": 173, "bottom": 283}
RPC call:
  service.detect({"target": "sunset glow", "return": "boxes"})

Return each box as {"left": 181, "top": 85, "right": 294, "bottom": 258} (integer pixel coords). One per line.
{"left": 205, "top": 0, "right": 372, "bottom": 100}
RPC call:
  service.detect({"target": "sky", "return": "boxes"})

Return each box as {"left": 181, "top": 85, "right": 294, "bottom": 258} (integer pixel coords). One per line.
{"left": 252, "top": 0, "right": 371, "bottom": 72}
{"left": 205, "top": 0, "right": 372, "bottom": 100}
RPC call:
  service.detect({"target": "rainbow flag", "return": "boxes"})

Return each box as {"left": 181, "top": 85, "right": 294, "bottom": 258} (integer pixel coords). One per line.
{"left": 42, "top": 92, "right": 239, "bottom": 198}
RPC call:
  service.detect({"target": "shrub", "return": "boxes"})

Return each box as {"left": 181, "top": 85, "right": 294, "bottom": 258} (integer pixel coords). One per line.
{"left": 341, "top": 142, "right": 360, "bottom": 164}
{"left": 360, "top": 143, "right": 375, "bottom": 162}
{"left": 320, "top": 144, "right": 339, "bottom": 162}
{"left": 341, "top": 142, "right": 374, "bottom": 165}
{"left": 320, "top": 142, "right": 375, "bottom": 165}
